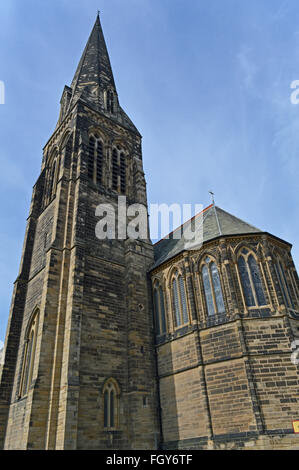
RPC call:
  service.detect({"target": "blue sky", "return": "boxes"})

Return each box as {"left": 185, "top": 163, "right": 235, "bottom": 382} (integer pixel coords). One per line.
{"left": 0, "top": 0, "right": 299, "bottom": 342}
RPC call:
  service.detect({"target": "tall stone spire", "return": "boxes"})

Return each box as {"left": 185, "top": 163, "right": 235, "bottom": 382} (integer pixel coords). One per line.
{"left": 58, "top": 14, "right": 139, "bottom": 133}
{"left": 71, "top": 14, "right": 116, "bottom": 96}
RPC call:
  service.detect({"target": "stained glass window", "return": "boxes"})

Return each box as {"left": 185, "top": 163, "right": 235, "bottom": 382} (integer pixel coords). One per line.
{"left": 211, "top": 263, "right": 225, "bottom": 313}
{"left": 202, "top": 265, "right": 215, "bottom": 316}
{"left": 171, "top": 273, "right": 189, "bottom": 327}
{"left": 201, "top": 259, "right": 225, "bottom": 317}
{"left": 238, "top": 255, "right": 255, "bottom": 307}
{"left": 238, "top": 250, "right": 267, "bottom": 308}
{"left": 248, "top": 255, "right": 266, "bottom": 306}
{"left": 179, "top": 276, "right": 188, "bottom": 324}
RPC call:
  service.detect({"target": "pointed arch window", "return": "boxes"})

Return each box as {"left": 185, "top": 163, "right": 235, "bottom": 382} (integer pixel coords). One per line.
{"left": 274, "top": 258, "right": 294, "bottom": 309}
{"left": 44, "top": 150, "right": 59, "bottom": 206}
{"left": 153, "top": 282, "right": 167, "bottom": 336}
{"left": 19, "top": 310, "right": 39, "bottom": 398}
{"left": 201, "top": 257, "right": 225, "bottom": 316}
{"left": 88, "top": 134, "right": 104, "bottom": 185}
{"left": 172, "top": 272, "right": 189, "bottom": 327}
{"left": 103, "top": 379, "right": 120, "bottom": 430}
{"left": 238, "top": 249, "right": 267, "bottom": 308}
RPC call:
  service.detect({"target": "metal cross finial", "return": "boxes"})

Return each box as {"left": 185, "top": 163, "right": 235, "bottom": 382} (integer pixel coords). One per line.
{"left": 209, "top": 190, "right": 215, "bottom": 206}
{"left": 97, "top": 9, "right": 101, "bottom": 17}
{"left": 209, "top": 190, "right": 222, "bottom": 235}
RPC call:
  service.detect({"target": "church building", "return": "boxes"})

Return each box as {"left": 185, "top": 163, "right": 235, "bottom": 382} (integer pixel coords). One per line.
{"left": 0, "top": 15, "right": 298, "bottom": 450}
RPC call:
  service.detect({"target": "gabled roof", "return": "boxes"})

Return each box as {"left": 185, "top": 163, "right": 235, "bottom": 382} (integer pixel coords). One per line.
{"left": 152, "top": 205, "right": 263, "bottom": 269}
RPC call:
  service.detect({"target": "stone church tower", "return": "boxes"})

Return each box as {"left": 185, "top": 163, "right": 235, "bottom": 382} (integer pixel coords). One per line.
{"left": 0, "top": 15, "right": 160, "bottom": 450}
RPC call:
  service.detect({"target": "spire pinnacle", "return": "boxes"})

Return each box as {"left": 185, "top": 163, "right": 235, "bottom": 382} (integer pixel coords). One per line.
{"left": 70, "top": 14, "right": 116, "bottom": 99}
{"left": 57, "top": 16, "right": 140, "bottom": 134}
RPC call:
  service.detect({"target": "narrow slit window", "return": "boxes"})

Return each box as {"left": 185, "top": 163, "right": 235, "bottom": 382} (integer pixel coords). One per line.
{"left": 96, "top": 141, "right": 103, "bottom": 185}
{"left": 48, "top": 161, "right": 56, "bottom": 200}
{"left": 107, "top": 90, "right": 114, "bottom": 113}
{"left": 120, "top": 153, "right": 126, "bottom": 194}
{"left": 112, "top": 149, "right": 118, "bottom": 191}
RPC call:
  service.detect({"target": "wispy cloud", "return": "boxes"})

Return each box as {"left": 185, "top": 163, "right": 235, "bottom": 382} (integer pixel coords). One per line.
{"left": 236, "top": 46, "right": 258, "bottom": 90}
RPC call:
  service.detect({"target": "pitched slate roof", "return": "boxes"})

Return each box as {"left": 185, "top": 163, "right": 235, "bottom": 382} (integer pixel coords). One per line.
{"left": 152, "top": 205, "right": 262, "bottom": 269}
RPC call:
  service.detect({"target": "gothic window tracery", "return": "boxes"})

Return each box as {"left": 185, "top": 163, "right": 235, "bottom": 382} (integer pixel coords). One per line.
{"left": 201, "top": 257, "right": 225, "bottom": 316}
{"left": 171, "top": 271, "right": 189, "bottom": 327}
{"left": 238, "top": 248, "right": 267, "bottom": 308}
